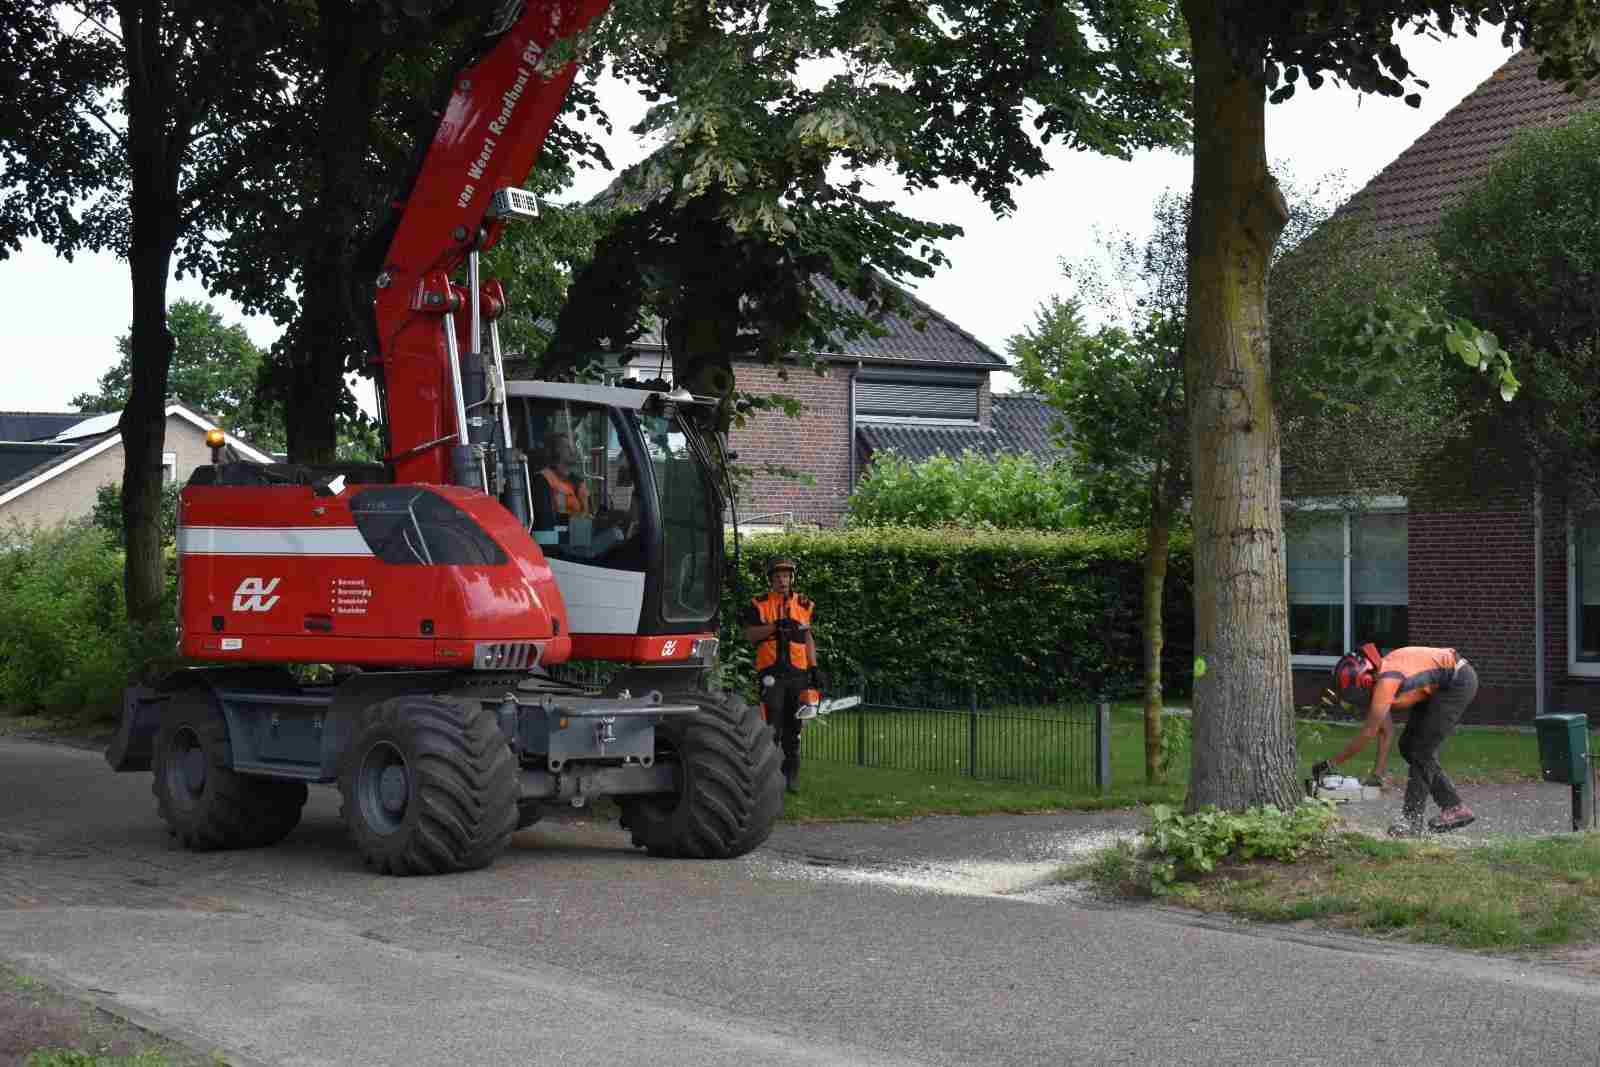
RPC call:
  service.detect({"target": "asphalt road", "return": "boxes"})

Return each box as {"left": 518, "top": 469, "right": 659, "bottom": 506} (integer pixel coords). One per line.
{"left": 5, "top": 736, "right": 1600, "bottom": 1066}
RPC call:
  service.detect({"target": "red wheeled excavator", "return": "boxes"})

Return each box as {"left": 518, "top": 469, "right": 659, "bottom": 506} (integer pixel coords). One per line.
{"left": 106, "top": 0, "right": 784, "bottom": 874}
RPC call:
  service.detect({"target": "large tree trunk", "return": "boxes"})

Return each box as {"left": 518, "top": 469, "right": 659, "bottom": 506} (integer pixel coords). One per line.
{"left": 117, "top": 0, "right": 180, "bottom": 629}
{"left": 284, "top": 7, "right": 386, "bottom": 465}
{"left": 1143, "top": 469, "right": 1173, "bottom": 785}
{"left": 1180, "top": 0, "right": 1300, "bottom": 812}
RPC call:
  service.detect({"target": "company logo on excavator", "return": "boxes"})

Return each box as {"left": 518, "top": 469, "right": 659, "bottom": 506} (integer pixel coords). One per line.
{"left": 232, "top": 577, "right": 282, "bottom": 613}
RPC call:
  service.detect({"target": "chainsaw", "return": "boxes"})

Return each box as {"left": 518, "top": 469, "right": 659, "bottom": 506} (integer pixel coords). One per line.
{"left": 797, "top": 694, "right": 861, "bottom": 721}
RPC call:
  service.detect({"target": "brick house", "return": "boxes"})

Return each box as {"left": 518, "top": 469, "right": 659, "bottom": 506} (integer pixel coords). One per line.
{"left": 621, "top": 276, "right": 1062, "bottom": 529}
{"left": 0, "top": 402, "right": 274, "bottom": 529}
{"left": 1282, "top": 48, "right": 1600, "bottom": 723}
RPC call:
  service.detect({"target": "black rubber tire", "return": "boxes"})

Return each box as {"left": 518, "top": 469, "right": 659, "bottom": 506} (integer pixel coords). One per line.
{"left": 338, "top": 695, "right": 517, "bottom": 876}
{"left": 620, "top": 690, "right": 784, "bottom": 859}
{"left": 151, "top": 689, "right": 308, "bottom": 851}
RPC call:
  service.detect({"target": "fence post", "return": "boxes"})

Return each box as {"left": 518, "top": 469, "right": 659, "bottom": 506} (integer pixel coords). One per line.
{"left": 856, "top": 672, "right": 866, "bottom": 767}
{"left": 1095, "top": 701, "right": 1111, "bottom": 793}
{"left": 968, "top": 685, "right": 979, "bottom": 778}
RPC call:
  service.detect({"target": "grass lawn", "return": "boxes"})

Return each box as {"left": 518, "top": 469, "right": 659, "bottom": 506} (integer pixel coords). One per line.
{"left": 1077, "top": 831, "right": 1600, "bottom": 953}
{"left": 1298, "top": 719, "right": 1543, "bottom": 783}
{"left": 789, "top": 704, "right": 1546, "bottom": 820}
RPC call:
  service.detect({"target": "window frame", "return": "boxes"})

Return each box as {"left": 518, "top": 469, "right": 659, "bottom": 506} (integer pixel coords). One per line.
{"left": 1285, "top": 497, "right": 1407, "bottom": 668}
{"left": 1568, "top": 514, "right": 1600, "bottom": 678}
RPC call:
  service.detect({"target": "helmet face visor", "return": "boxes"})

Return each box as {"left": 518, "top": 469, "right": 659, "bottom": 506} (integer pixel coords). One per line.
{"left": 1332, "top": 653, "right": 1375, "bottom": 707}
{"left": 1339, "top": 683, "right": 1373, "bottom": 709}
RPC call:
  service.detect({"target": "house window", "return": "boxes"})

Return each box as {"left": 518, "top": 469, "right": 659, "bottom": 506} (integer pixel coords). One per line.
{"left": 1286, "top": 510, "right": 1408, "bottom": 663}
{"left": 162, "top": 452, "right": 178, "bottom": 485}
{"left": 1569, "top": 516, "right": 1600, "bottom": 676}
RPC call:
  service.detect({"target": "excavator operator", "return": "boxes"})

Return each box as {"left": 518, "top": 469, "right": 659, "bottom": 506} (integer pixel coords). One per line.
{"left": 741, "top": 557, "right": 820, "bottom": 794}
{"left": 536, "top": 434, "right": 589, "bottom": 520}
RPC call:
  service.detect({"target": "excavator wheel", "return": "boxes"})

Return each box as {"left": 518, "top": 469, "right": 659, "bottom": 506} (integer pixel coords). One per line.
{"left": 339, "top": 695, "right": 517, "bottom": 876}
{"left": 152, "top": 688, "right": 308, "bottom": 851}
{"left": 620, "top": 690, "right": 784, "bottom": 859}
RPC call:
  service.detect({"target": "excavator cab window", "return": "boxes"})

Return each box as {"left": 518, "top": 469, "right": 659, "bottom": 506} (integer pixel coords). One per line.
{"left": 638, "top": 412, "right": 717, "bottom": 622}
{"left": 512, "top": 399, "right": 645, "bottom": 569}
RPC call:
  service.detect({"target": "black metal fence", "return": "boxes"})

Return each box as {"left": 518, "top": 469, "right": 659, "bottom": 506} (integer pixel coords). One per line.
{"left": 541, "top": 663, "right": 1111, "bottom": 792}
{"left": 800, "top": 683, "right": 1109, "bottom": 791}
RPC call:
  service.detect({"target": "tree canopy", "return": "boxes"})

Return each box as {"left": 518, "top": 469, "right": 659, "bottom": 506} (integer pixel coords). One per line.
{"left": 0, "top": 2, "right": 298, "bottom": 625}
{"left": 73, "top": 299, "right": 284, "bottom": 451}
{"left": 544, "top": 0, "right": 1193, "bottom": 412}
{"left": 1434, "top": 107, "right": 1600, "bottom": 505}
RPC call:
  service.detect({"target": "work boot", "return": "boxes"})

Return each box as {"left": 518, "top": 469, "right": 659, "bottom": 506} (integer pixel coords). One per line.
{"left": 782, "top": 755, "right": 799, "bottom": 794}
{"left": 1428, "top": 805, "right": 1475, "bottom": 833}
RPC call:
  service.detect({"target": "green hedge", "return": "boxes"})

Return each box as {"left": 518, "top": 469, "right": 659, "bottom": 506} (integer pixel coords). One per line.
{"left": 0, "top": 522, "right": 181, "bottom": 718}
{"left": 0, "top": 519, "right": 1192, "bottom": 717}
{"left": 718, "top": 525, "right": 1194, "bottom": 702}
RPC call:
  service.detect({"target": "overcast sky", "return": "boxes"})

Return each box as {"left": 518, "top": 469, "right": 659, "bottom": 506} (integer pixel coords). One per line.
{"left": 1, "top": 30, "right": 1519, "bottom": 411}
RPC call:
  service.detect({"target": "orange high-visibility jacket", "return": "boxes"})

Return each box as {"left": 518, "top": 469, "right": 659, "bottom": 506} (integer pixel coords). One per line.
{"left": 1371, "top": 646, "right": 1464, "bottom": 712}
{"left": 745, "top": 592, "right": 815, "bottom": 674}
{"left": 540, "top": 468, "right": 589, "bottom": 516}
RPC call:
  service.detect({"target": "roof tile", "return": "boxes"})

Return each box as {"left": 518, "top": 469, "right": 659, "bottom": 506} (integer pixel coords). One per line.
{"left": 857, "top": 394, "right": 1066, "bottom": 464}
{"left": 1344, "top": 49, "right": 1598, "bottom": 244}
{"left": 0, "top": 411, "right": 86, "bottom": 442}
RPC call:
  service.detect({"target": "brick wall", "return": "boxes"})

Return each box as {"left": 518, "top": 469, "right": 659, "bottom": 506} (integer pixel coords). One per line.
{"left": 728, "top": 361, "right": 853, "bottom": 526}
{"left": 1409, "top": 500, "right": 1538, "bottom": 721}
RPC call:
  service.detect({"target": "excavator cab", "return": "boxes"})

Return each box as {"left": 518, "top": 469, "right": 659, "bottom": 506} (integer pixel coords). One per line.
{"left": 503, "top": 379, "right": 725, "bottom": 664}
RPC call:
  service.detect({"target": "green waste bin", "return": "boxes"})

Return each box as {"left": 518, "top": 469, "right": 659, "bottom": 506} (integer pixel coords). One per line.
{"left": 1535, "top": 714, "right": 1590, "bottom": 785}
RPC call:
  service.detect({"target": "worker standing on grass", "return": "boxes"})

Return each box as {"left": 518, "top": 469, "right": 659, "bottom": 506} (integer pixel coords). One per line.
{"left": 1314, "top": 643, "right": 1479, "bottom": 837}
{"left": 741, "top": 557, "right": 821, "bottom": 794}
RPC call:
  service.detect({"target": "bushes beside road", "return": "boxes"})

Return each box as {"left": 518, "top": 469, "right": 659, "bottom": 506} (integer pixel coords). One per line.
{"left": 0, "top": 522, "right": 175, "bottom": 718}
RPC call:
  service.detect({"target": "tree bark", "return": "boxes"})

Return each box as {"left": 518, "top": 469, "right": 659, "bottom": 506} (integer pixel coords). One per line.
{"left": 1143, "top": 464, "right": 1172, "bottom": 785}
{"left": 117, "top": 0, "right": 180, "bottom": 629}
{"left": 1180, "top": 0, "right": 1300, "bottom": 811}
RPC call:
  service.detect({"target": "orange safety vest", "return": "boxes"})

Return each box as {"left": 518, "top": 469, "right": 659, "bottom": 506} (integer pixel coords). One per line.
{"left": 540, "top": 468, "right": 588, "bottom": 516}
{"left": 750, "top": 592, "right": 815, "bottom": 674}
{"left": 1372, "top": 646, "right": 1463, "bottom": 710}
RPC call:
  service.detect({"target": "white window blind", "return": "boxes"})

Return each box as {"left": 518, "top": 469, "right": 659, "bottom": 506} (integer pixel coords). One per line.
{"left": 1352, "top": 513, "right": 1408, "bottom": 605}
{"left": 1286, "top": 515, "right": 1343, "bottom": 605}
{"left": 856, "top": 381, "right": 977, "bottom": 420}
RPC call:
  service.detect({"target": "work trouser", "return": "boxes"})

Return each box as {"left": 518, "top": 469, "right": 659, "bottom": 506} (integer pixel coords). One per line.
{"left": 1399, "top": 661, "right": 1478, "bottom": 818}
{"left": 761, "top": 671, "right": 807, "bottom": 773}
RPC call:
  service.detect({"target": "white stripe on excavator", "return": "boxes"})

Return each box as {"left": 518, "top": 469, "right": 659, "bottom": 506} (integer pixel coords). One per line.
{"left": 177, "top": 526, "right": 374, "bottom": 557}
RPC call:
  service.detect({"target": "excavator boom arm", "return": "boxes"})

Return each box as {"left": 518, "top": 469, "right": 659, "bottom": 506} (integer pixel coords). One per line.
{"left": 373, "top": 0, "right": 612, "bottom": 484}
